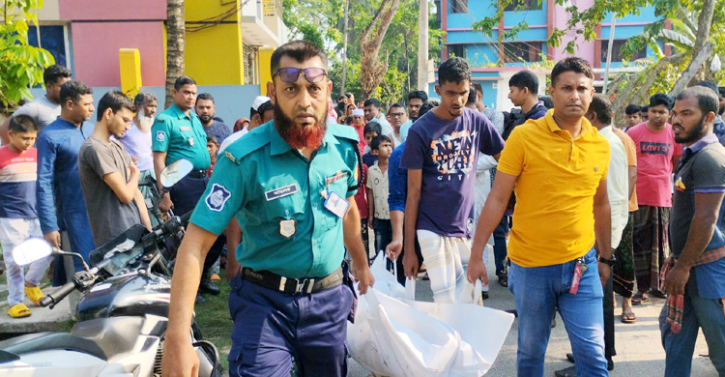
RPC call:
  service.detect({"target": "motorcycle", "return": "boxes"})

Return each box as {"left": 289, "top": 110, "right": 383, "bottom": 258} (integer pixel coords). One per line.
{"left": 138, "top": 159, "right": 194, "bottom": 226}
{"left": 0, "top": 160, "right": 220, "bottom": 377}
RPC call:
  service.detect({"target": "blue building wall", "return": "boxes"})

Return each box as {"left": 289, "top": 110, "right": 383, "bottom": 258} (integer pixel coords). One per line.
{"left": 445, "top": 1, "right": 662, "bottom": 69}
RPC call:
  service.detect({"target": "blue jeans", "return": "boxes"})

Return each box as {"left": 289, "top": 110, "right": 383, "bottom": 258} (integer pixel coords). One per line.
{"left": 659, "top": 271, "right": 725, "bottom": 377}
{"left": 227, "top": 274, "right": 352, "bottom": 377}
{"left": 509, "top": 248, "right": 608, "bottom": 377}
{"left": 492, "top": 215, "right": 508, "bottom": 276}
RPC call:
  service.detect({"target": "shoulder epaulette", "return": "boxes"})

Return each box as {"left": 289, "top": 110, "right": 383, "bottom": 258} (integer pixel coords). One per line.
{"left": 327, "top": 123, "right": 359, "bottom": 143}
{"left": 222, "top": 125, "right": 270, "bottom": 164}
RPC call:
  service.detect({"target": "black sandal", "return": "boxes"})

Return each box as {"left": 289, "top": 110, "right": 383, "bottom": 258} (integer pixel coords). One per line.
{"left": 498, "top": 274, "right": 508, "bottom": 287}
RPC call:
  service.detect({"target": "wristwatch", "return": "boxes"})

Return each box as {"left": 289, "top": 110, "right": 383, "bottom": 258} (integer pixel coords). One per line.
{"left": 598, "top": 255, "right": 617, "bottom": 266}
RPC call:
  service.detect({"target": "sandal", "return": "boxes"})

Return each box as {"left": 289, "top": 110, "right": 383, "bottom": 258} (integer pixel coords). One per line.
{"left": 649, "top": 289, "right": 667, "bottom": 299}
{"left": 25, "top": 285, "right": 45, "bottom": 307}
{"left": 498, "top": 274, "right": 508, "bottom": 287}
{"left": 8, "top": 303, "right": 32, "bottom": 318}
{"left": 621, "top": 311, "right": 637, "bottom": 323}
{"left": 632, "top": 292, "right": 649, "bottom": 306}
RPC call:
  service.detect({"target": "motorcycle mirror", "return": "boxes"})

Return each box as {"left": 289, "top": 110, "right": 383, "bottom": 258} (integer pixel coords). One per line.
{"left": 12, "top": 238, "right": 54, "bottom": 266}
{"left": 159, "top": 159, "right": 194, "bottom": 189}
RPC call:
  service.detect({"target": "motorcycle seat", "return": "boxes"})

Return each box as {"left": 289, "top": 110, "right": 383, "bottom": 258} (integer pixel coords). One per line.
{"left": 0, "top": 317, "right": 144, "bottom": 362}
{"left": 0, "top": 332, "right": 108, "bottom": 361}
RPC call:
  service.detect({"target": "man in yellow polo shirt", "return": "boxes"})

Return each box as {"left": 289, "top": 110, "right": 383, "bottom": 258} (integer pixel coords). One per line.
{"left": 468, "top": 57, "right": 613, "bottom": 377}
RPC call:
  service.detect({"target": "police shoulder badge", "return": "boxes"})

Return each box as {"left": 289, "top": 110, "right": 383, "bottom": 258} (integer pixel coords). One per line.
{"left": 205, "top": 184, "right": 232, "bottom": 212}
{"left": 279, "top": 218, "right": 297, "bottom": 239}
{"left": 156, "top": 131, "right": 166, "bottom": 142}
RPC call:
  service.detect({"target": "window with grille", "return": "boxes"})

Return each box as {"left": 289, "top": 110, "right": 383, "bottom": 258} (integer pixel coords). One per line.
{"left": 601, "top": 40, "right": 647, "bottom": 63}
{"left": 504, "top": 0, "right": 542, "bottom": 11}
{"left": 27, "top": 25, "right": 68, "bottom": 68}
{"left": 448, "top": 44, "right": 466, "bottom": 58}
{"left": 450, "top": 0, "right": 468, "bottom": 13}
{"left": 503, "top": 42, "right": 543, "bottom": 63}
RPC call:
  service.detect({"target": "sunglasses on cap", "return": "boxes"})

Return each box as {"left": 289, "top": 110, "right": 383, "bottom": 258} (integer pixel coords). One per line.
{"left": 274, "top": 67, "right": 328, "bottom": 84}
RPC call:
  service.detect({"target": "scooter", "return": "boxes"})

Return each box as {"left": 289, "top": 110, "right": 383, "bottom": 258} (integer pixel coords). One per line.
{"left": 0, "top": 160, "right": 220, "bottom": 377}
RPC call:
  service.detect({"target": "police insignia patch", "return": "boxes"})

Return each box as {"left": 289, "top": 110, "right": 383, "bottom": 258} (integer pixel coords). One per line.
{"left": 156, "top": 131, "right": 166, "bottom": 142}
{"left": 205, "top": 184, "right": 232, "bottom": 212}
{"left": 279, "top": 218, "right": 296, "bottom": 238}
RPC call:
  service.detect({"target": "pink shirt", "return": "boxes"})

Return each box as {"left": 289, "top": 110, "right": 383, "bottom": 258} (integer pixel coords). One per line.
{"left": 627, "top": 122, "right": 682, "bottom": 208}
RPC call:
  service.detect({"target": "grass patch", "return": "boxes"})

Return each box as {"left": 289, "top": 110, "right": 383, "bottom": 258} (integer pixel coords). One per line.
{"left": 194, "top": 278, "right": 234, "bottom": 373}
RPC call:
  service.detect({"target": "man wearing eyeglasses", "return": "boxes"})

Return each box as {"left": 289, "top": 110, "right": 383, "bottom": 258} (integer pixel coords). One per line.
{"left": 162, "top": 40, "right": 374, "bottom": 377}
{"left": 388, "top": 103, "right": 407, "bottom": 147}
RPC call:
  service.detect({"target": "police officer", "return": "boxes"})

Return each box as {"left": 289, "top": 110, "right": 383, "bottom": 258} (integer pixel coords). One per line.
{"left": 161, "top": 40, "right": 375, "bottom": 377}
{"left": 151, "top": 76, "right": 220, "bottom": 296}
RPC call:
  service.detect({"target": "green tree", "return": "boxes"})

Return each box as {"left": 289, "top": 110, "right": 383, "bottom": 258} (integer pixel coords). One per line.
{"left": 0, "top": 0, "right": 55, "bottom": 109}
{"left": 282, "top": 0, "right": 443, "bottom": 106}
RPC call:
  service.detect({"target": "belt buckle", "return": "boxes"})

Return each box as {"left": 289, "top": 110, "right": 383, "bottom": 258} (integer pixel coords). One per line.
{"left": 294, "top": 278, "right": 315, "bottom": 294}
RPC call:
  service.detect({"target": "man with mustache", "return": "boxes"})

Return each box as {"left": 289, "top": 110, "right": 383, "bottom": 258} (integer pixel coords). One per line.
{"left": 627, "top": 93, "right": 682, "bottom": 304}
{"left": 152, "top": 76, "right": 220, "bottom": 299}
{"left": 661, "top": 86, "right": 725, "bottom": 376}
{"left": 36, "top": 80, "right": 96, "bottom": 285}
{"left": 195, "top": 93, "right": 231, "bottom": 147}
{"left": 468, "top": 57, "right": 612, "bottom": 376}
{"left": 161, "top": 40, "right": 374, "bottom": 377}
{"left": 400, "top": 57, "right": 505, "bottom": 303}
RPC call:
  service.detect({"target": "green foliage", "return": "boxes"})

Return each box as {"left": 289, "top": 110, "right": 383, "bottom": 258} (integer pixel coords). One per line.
{"left": 0, "top": 0, "right": 55, "bottom": 108}
{"left": 282, "top": 0, "right": 442, "bottom": 105}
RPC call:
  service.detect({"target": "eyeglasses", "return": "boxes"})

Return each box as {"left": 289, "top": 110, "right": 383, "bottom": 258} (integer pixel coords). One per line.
{"left": 390, "top": 113, "right": 406, "bottom": 118}
{"left": 273, "top": 68, "right": 328, "bottom": 84}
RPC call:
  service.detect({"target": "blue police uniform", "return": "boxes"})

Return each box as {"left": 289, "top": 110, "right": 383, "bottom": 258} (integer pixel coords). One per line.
{"left": 190, "top": 121, "right": 360, "bottom": 376}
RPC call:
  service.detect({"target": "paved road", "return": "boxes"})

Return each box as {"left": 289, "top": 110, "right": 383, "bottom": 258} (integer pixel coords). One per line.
{"left": 348, "top": 254, "right": 716, "bottom": 377}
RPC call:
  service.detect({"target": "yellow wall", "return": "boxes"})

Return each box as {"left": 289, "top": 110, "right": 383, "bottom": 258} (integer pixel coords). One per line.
{"left": 184, "top": 0, "right": 244, "bottom": 85}
{"left": 259, "top": 47, "right": 274, "bottom": 95}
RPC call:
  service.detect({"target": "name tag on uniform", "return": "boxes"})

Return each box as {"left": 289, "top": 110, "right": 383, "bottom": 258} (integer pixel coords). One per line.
{"left": 325, "top": 171, "right": 348, "bottom": 186}
{"left": 265, "top": 184, "right": 299, "bottom": 201}
{"left": 324, "top": 192, "right": 350, "bottom": 218}
{"left": 180, "top": 126, "right": 191, "bottom": 131}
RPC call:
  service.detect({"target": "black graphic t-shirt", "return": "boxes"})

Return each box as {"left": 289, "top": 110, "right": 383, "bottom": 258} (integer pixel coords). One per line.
{"left": 401, "top": 107, "right": 504, "bottom": 237}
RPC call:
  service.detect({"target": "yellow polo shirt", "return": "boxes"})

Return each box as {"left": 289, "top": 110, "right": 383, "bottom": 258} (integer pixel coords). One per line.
{"left": 497, "top": 110, "right": 610, "bottom": 267}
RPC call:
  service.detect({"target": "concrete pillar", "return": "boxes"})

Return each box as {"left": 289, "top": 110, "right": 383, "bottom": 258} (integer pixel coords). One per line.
{"left": 119, "top": 48, "right": 142, "bottom": 97}
{"left": 259, "top": 47, "right": 274, "bottom": 96}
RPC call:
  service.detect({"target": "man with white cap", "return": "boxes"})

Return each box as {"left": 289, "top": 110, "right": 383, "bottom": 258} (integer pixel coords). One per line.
{"left": 219, "top": 96, "right": 274, "bottom": 153}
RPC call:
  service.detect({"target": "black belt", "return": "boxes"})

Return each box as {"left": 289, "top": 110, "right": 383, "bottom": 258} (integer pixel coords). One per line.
{"left": 187, "top": 169, "right": 208, "bottom": 178}
{"left": 241, "top": 267, "right": 343, "bottom": 295}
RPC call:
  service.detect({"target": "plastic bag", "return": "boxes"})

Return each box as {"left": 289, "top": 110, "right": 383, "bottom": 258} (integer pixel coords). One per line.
{"left": 347, "top": 254, "right": 515, "bottom": 377}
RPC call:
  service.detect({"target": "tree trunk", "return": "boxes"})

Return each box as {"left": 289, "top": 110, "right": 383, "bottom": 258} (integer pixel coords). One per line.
{"left": 404, "top": 32, "right": 411, "bottom": 96}
{"left": 669, "top": 0, "right": 716, "bottom": 96}
{"left": 165, "top": 0, "right": 185, "bottom": 109}
{"left": 341, "top": 0, "right": 349, "bottom": 96}
{"left": 358, "top": 0, "right": 401, "bottom": 101}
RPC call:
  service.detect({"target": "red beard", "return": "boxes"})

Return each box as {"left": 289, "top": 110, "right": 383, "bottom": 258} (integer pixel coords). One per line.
{"left": 275, "top": 105, "right": 327, "bottom": 150}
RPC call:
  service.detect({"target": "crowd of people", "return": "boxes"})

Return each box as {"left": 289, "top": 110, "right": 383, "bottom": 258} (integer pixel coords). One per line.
{"left": 1, "top": 39, "right": 725, "bottom": 377}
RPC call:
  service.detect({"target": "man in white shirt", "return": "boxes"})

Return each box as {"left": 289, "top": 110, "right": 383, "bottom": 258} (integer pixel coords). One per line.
{"left": 387, "top": 103, "right": 407, "bottom": 147}
{"left": 218, "top": 96, "right": 274, "bottom": 153}
{"left": 557, "top": 94, "right": 629, "bottom": 376}
{"left": 1, "top": 65, "right": 72, "bottom": 144}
